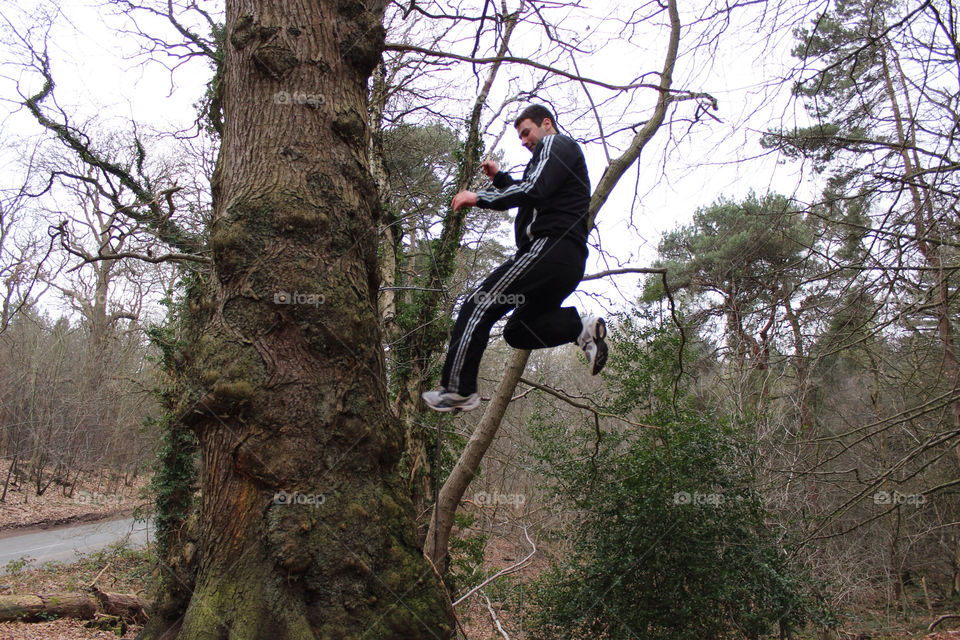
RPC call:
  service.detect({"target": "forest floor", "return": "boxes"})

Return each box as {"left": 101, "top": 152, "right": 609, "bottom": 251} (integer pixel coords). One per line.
{"left": 439, "top": 528, "right": 960, "bottom": 640}
{"left": 454, "top": 524, "right": 552, "bottom": 639}
{"left": 1, "top": 470, "right": 959, "bottom": 639}
{"left": 0, "top": 535, "right": 958, "bottom": 639}
{"left": 0, "top": 460, "right": 151, "bottom": 639}
{"left": 0, "top": 541, "right": 150, "bottom": 639}
{"left": 0, "top": 459, "right": 151, "bottom": 533}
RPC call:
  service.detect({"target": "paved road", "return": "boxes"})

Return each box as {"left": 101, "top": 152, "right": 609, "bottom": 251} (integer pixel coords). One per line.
{"left": 0, "top": 517, "right": 153, "bottom": 573}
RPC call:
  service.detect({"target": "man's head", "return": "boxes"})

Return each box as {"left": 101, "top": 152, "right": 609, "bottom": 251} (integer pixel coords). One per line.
{"left": 513, "top": 105, "right": 557, "bottom": 152}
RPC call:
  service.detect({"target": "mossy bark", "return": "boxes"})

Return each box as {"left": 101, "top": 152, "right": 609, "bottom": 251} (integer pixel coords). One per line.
{"left": 138, "top": 1, "right": 453, "bottom": 638}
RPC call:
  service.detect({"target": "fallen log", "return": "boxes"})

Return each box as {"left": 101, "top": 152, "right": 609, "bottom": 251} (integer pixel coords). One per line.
{"left": 0, "top": 590, "right": 147, "bottom": 624}
{"left": 91, "top": 586, "right": 148, "bottom": 623}
{"left": 0, "top": 593, "right": 95, "bottom": 622}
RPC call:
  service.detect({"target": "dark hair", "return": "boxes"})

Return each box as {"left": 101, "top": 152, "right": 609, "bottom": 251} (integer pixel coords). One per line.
{"left": 513, "top": 104, "right": 555, "bottom": 128}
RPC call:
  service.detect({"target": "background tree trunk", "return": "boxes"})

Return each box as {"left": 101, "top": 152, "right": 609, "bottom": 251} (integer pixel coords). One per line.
{"left": 140, "top": 1, "right": 454, "bottom": 638}
{"left": 424, "top": 349, "right": 530, "bottom": 571}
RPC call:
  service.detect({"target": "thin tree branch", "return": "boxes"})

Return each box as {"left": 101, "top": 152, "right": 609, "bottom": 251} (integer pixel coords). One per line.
{"left": 453, "top": 526, "right": 536, "bottom": 607}
{"left": 384, "top": 43, "right": 714, "bottom": 98}
{"left": 582, "top": 266, "right": 667, "bottom": 281}
{"left": 517, "top": 377, "right": 660, "bottom": 430}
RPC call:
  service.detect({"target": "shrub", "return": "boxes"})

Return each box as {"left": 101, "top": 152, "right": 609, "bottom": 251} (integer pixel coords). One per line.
{"left": 527, "top": 313, "right": 833, "bottom": 639}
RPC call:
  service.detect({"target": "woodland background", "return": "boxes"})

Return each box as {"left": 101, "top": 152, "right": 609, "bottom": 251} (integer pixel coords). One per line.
{"left": 1, "top": 0, "right": 959, "bottom": 638}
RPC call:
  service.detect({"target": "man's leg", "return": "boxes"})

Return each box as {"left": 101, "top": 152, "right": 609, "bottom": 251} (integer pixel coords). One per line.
{"left": 501, "top": 237, "right": 608, "bottom": 374}
{"left": 425, "top": 237, "right": 603, "bottom": 412}
{"left": 501, "top": 237, "right": 585, "bottom": 349}
{"left": 438, "top": 237, "right": 552, "bottom": 397}
{"left": 503, "top": 299, "right": 581, "bottom": 349}
{"left": 506, "top": 298, "right": 608, "bottom": 375}
{"left": 439, "top": 274, "right": 513, "bottom": 396}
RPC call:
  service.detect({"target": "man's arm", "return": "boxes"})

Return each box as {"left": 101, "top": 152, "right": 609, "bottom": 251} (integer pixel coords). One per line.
{"left": 491, "top": 171, "right": 517, "bottom": 189}
{"left": 450, "top": 160, "right": 517, "bottom": 212}
{"left": 474, "top": 135, "right": 575, "bottom": 211}
{"left": 483, "top": 159, "right": 517, "bottom": 190}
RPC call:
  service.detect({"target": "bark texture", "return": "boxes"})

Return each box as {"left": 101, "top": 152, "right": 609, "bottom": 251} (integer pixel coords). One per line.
{"left": 139, "top": 1, "right": 453, "bottom": 638}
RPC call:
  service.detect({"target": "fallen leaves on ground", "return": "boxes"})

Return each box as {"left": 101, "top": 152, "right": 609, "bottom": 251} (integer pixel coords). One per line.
{"left": 0, "top": 460, "right": 150, "bottom": 533}
{"left": 0, "top": 618, "right": 140, "bottom": 640}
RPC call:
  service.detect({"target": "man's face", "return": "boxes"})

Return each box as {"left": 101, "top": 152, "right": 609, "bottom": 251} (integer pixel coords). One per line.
{"left": 516, "top": 118, "right": 552, "bottom": 152}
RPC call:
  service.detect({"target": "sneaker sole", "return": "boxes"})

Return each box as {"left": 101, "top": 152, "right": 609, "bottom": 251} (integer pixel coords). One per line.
{"left": 429, "top": 401, "right": 481, "bottom": 413}
{"left": 591, "top": 319, "right": 608, "bottom": 375}
{"left": 421, "top": 393, "right": 482, "bottom": 413}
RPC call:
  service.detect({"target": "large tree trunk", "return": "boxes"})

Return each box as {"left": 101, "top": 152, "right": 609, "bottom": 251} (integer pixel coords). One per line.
{"left": 139, "top": 1, "right": 453, "bottom": 638}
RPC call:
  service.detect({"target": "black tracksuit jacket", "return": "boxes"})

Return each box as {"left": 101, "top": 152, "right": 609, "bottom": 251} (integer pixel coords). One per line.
{"left": 475, "top": 133, "right": 590, "bottom": 251}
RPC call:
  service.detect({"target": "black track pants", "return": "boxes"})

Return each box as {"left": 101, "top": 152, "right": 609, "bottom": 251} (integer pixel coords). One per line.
{"left": 440, "top": 236, "right": 587, "bottom": 396}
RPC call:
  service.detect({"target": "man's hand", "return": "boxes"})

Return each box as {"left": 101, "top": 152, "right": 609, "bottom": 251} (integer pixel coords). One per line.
{"left": 480, "top": 159, "right": 499, "bottom": 179}
{"left": 451, "top": 190, "right": 478, "bottom": 212}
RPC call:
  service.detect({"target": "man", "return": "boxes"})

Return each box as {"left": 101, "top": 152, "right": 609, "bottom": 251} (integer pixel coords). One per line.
{"left": 422, "top": 104, "right": 607, "bottom": 412}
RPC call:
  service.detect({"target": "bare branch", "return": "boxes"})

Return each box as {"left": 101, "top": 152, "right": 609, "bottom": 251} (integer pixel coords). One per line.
{"left": 452, "top": 525, "right": 536, "bottom": 607}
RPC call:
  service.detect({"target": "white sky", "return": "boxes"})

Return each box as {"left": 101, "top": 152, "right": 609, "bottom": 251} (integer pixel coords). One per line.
{"left": 0, "top": 0, "right": 823, "bottom": 322}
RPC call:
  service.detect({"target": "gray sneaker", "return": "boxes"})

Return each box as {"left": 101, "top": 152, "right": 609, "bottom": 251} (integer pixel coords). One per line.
{"left": 421, "top": 388, "right": 481, "bottom": 412}
{"left": 577, "top": 315, "right": 608, "bottom": 375}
